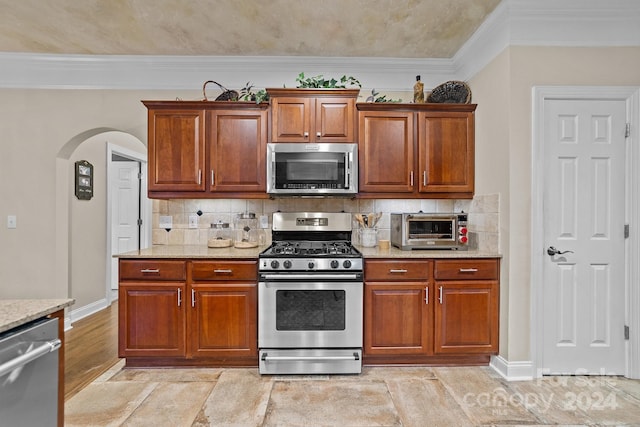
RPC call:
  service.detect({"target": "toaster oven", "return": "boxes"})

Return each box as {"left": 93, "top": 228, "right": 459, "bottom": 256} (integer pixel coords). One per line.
{"left": 390, "top": 212, "right": 468, "bottom": 250}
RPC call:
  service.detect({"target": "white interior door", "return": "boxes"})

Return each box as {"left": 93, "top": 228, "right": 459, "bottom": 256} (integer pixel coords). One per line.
{"left": 110, "top": 159, "right": 141, "bottom": 290}
{"left": 542, "top": 98, "right": 627, "bottom": 375}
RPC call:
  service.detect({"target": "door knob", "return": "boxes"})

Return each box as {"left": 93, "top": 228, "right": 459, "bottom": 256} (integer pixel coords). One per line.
{"left": 547, "top": 246, "right": 574, "bottom": 256}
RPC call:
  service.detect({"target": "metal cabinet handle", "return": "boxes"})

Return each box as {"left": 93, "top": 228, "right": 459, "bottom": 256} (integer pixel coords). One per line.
{"left": 438, "top": 286, "right": 443, "bottom": 304}
{"left": 425, "top": 287, "right": 429, "bottom": 304}
{"left": 211, "top": 170, "right": 215, "bottom": 186}
{"left": 198, "top": 169, "right": 202, "bottom": 185}
{"left": 389, "top": 269, "right": 408, "bottom": 274}
{"left": 140, "top": 269, "right": 160, "bottom": 274}
{"left": 459, "top": 268, "right": 479, "bottom": 273}
{"left": 304, "top": 131, "right": 309, "bottom": 138}
{"left": 410, "top": 171, "right": 414, "bottom": 186}
{"left": 191, "top": 289, "right": 195, "bottom": 307}
{"left": 316, "top": 131, "right": 321, "bottom": 137}
{"left": 177, "top": 288, "right": 182, "bottom": 307}
{"left": 423, "top": 170, "right": 427, "bottom": 186}
{"left": 214, "top": 269, "right": 233, "bottom": 274}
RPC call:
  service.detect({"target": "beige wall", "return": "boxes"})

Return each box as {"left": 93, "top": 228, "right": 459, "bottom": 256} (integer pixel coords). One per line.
{"left": 2, "top": 45, "right": 639, "bottom": 362}
{"left": 469, "top": 46, "right": 640, "bottom": 362}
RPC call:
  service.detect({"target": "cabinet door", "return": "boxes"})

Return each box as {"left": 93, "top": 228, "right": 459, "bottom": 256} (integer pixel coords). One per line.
{"left": 271, "top": 97, "right": 311, "bottom": 142}
{"left": 118, "top": 283, "right": 186, "bottom": 357}
{"left": 358, "top": 111, "right": 415, "bottom": 193}
{"left": 189, "top": 283, "right": 257, "bottom": 358}
{"left": 208, "top": 110, "right": 267, "bottom": 192}
{"left": 418, "top": 111, "right": 474, "bottom": 195}
{"left": 434, "top": 281, "right": 498, "bottom": 354}
{"left": 364, "top": 282, "right": 432, "bottom": 355}
{"left": 148, "top": 109, "right": 206, "bottom": 192}
{"left": 315, "top": 97, "right": 355, "bottom": 142}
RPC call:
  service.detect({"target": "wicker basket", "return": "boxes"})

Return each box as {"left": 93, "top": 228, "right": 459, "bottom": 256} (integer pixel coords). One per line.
{"left": 202, "top": 80, "right": 239, "bottom": 101}
{"left": 427, "top": 81, "right": 472, "bottom": 104}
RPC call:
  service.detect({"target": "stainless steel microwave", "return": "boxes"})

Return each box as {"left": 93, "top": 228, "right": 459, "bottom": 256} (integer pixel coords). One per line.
{"left": 390, "top": 212, "right": 469, "bottom": 250}
{"left": 266, "top": 143, "right": 358, "bottom": 196}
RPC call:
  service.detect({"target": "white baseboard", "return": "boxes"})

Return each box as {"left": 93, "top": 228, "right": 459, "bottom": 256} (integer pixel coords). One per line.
{"left": 490, "top": 355, "right": 534, "bottom": 381}
{"left": 68, "top": 298, "right": 110, "bottom": 325}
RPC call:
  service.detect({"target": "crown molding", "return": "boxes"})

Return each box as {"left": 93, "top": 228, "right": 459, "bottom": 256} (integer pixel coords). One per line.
{"left": 0, "top": 0, "right": 638, "bottom": 90}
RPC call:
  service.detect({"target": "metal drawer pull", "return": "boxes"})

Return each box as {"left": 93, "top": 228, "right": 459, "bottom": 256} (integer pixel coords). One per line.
{"left": 140, "top": 269, "right": 160, "bottom": 273}
{"left": 438, "top": 286, "right": 443, "bottom": 304}
{"left": 191, "top": 289, "right": 195, "bottom": 307}
{"left": 177, "top": 288, "right": 182, "bottom": 306}
{"left": 261, "top": 352, "right": 360, "bottom": 361}
{"left": 459, "top": 268, "right": 479, "bottom": 273}
{"left": 425, "top": 287, "right": 429, "bottom": 304}
{"left": 214, "top": 269, "right": 233, "bottom": 274}
{"left": 389, "top": 269, "right": 408, "bottom": 273}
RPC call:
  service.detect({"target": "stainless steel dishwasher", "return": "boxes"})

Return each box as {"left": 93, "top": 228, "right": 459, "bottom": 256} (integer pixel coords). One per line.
{"left": 0, "top": 317, "right": 61, "bottom": 426}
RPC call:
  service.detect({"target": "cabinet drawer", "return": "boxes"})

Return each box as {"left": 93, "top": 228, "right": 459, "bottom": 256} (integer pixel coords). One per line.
{"left": 434, "top": 259, "right": 499, "bottom": 280}
{"left": 365, "top": 259, "right": 429, "bottom": 281}
{"left": 119, "top": 260, "right": 186, "bottom": 281}
{"left": 191, "top": 260, "right": 258, "bottom": 281}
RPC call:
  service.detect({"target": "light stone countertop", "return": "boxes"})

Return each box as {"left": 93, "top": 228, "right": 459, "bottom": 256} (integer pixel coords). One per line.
{"left": 116, "top": 245, "right": 500, "bottom": 259}
{"left": 0, "top": 299, "right": 75, "bottom": 334}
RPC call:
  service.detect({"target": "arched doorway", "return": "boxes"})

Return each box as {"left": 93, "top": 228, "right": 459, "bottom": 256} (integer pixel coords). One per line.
{"left": 56, "top": 129, "right": 148, "bottom": 324}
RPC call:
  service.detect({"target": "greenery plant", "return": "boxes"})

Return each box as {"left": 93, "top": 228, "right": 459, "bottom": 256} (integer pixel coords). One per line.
{"left": 295, "top": 72, "right": 361, "bottom": 88}
{"left": 365, "top": 89, "right": 402, "bottom": 103}
{"left": 239, "top": 82, "right": 269, "bottom": 104}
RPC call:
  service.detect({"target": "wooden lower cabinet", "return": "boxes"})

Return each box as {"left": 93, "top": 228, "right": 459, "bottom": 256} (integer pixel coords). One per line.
{"left": 118, "top": 282, "right": 187, "bottom": 357}
{"left": 118, "top": 258, "right": 258, "bottom": 367}
{"left": 363, "top": 257, "right": 499, "bottom": 365}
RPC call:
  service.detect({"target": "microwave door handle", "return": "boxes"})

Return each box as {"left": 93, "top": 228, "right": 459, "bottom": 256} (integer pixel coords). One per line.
{"left": 345, "top": 151, "right": 351, "bottom": 189}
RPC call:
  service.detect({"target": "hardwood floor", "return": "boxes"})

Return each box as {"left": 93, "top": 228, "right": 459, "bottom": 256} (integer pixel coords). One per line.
{"left": 64, "top": 301, "right": 120, "bottom": 400}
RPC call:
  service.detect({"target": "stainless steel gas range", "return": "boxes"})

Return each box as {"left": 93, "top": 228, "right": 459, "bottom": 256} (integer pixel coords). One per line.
{"left": 258, "top": 212, "right": 363, "bottom": 375}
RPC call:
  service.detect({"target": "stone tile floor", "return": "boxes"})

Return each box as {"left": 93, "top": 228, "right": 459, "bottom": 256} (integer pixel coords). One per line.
{"left": 65, "top": 361, "right": 640, "bottom": 426}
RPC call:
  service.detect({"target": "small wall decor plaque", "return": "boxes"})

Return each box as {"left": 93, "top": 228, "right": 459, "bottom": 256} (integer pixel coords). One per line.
{"left": 75, "top": 160, "right": 93, "bottom": 200}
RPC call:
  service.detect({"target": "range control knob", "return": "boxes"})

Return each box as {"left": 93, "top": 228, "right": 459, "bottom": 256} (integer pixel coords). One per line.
{"left": 270, "top": 260, "right": 280, "bottom": 269}
{"left": 330, "top": 260, "right": 339, "bottom": 269}
{"left": 459, "top": 227, "right": 468, "bottom": 235}
{"left": 308, "top": 261, "right": 315, "bottom": 269}
{"left": 343, "top": 260, "right": 352, "bottom": 269}
{"left": 283, "top": 260, "right": 292, "bottom": 269}
{"left": 459, "top": 235, "right": 469, "bottom": 244}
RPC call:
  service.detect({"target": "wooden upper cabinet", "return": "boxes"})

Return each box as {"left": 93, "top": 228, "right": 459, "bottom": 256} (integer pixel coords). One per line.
{"left": 358, "top": 110, "right": 414, "bottom": 193}
{"left": 208, "top": 109, "right": 268, "bottom": 192}
{"left": 418, "top": 111, "right": 474, "bottom": 194}
{"left": 143, "top": 101, "right": 269, "bottom": 199}
{"left": 267, "top": 88, "right": 358, "bottom": 143}
{"left": 147, "top": 108, "right": 206, "bottom": 192}
{"left": 357, "top": 103, "right": 476, "bottom": 199}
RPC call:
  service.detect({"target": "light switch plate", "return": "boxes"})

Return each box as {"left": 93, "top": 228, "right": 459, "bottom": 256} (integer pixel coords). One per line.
{"left": 7, "top": 215, "right": 16, "bottom": 229}
{"left": 259, "top": 215, "right": 269, "bottom": 229}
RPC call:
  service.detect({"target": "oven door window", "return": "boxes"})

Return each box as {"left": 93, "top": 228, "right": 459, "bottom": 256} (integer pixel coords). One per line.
{"left": 274, "top": 152, "right": 346, "bottom": 189}
{"left": 275, "top": 290, "right": 345, "bottom": 330}
{"left": 408, "top": 219, "right": 455, "bottom": 240}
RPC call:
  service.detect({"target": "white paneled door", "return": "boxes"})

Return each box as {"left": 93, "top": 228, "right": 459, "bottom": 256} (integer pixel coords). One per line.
{"left": 542, "top": 99, "right": 627, "bottom": 375}
{"left": 110, "top": 160, "right": 141, "bottom": 290}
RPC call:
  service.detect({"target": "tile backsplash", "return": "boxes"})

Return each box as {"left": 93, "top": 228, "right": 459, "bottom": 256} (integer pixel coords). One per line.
{"left": 152, "top": 194, "right": 500, "bottom": 253}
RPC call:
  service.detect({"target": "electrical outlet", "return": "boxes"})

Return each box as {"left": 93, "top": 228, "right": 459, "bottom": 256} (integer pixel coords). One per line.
{"left": 259, "top": 215, "right": 269, "bottom": 229}
{"left": 188, "top": 214, "right": 198, "bottom": 229}
{"left": 159, "top": 215, "right": 173, "bottom": 230}
{"left": 7, "top": 215, "right": 17, "bottom": 229}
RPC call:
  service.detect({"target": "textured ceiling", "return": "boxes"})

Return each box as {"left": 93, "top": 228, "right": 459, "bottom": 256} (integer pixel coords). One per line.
{"left": 0, "top": 0, "right": 501, "bottom": 58}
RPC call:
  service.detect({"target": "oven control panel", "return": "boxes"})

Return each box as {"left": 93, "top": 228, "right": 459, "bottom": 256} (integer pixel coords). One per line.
{"left": 259, "top": 257, "right": 363, "bottom": 272}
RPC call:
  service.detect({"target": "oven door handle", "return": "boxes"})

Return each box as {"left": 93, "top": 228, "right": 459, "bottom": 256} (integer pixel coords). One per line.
{"left": 261, "top": 352, "right": 360, "bottom": 361}
{"left": 260, "top": 273, "right": 360, "bottom": 281}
